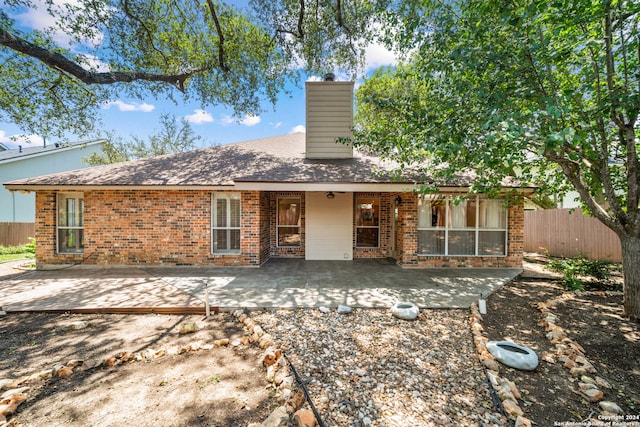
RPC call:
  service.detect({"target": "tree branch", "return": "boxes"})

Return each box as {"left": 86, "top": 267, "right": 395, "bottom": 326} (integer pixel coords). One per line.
{"left": 274, "top": 0, "right": 305, "bottom": 40}
{"left": 336, "top": 0, "right": 351, "bottom": 33}
{"left": 122, "top": 0, "right": 168, "bottom": 64}
{"left": 205, "top": 0, "right": 230, "bottom": 72}
{"left": 544, "top": 150, "right": 623, "bottom": 233}
{"left": 0, "top": 27, "right": 205, "bottom": 92}
{"left": 298, "top": 0, "right": 305, "bottom": 39}
{"left": 604, "top": 1, "right": 626, "bottom": 128}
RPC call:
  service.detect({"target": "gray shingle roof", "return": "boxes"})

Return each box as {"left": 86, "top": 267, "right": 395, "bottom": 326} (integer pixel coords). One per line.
{"left": 5, "top": 133, "right": 404, "bottom": 187}
{"left": 3, "top": 133, "right": 529, "bottom": 190}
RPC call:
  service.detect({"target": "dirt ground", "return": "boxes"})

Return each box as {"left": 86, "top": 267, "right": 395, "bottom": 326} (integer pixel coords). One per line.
{"left": 0, "top": 312, "right": 277, "bottom": 426}
{"left": 482, "top": 255, "right": 640, "bottom": 426}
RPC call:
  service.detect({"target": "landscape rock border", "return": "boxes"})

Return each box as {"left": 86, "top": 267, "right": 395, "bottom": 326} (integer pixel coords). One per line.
{"left": 469, "top": 303, "right": 533, "bottom": 427}
{"left": 469, "top": 289, "right": 628, "bottom": 427}
{"left": 535, "top": 291, "right": 625, "bottom": 420}
{"left": 0, "top": 316, "right": 310, "bottom": 427}
{"left": 232, "top": 309, "right": 317, "bottom": 427}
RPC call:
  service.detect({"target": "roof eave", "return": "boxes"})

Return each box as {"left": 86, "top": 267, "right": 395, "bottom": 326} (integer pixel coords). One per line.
{"left": 4, "top": 181, "right": 537, "bottom": 194}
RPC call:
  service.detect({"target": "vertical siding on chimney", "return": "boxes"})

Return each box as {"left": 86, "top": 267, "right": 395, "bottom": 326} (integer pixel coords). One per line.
{"left": 305, "top": 81, "right": 354, "bottom": 159}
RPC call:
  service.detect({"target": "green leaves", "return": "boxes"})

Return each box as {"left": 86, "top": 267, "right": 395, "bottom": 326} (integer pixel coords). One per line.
{"left": 354, "top": 0, "right": 640, "bottom": 241}
{"left": 0, "top": 0, "right": 384, "bottom": 137}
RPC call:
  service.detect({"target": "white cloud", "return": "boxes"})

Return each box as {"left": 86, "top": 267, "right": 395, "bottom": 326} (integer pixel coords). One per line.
{"left": 184, "top": 109, "right": 214, "bottom": 124}
{"left": 78, "top": 54, "right": 110, "bottom": 72}
{"left": 239, "top": 115, "right": 261, "bottom": 127}
{"left": 12, "top": 0, "right": 104, "bottom": 47}
{"left": 0, "top": 131, "right": 45, "bottom": 148}
{"left": 221, "top": 114, "right": 261, "bottom": 127}
{"left": 290, "top": 125, "right": 306, "bottom": 134}
{"left": 220, "top": 115, "right": 235, "bottom": 125}
{"left": 101, "top": 100, "right": 155, "bottom": 112}
{"left": 364, "top": 43, "right": 398, "bottom": 72}
{"left": 307, "top": 75, "right": 324, "bottom": 82}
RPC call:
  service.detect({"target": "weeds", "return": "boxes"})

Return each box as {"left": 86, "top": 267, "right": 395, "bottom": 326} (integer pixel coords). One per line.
{"left": 547, "top": 254, "right": 620, "bottom": 291}
{"left": 0, "top": 238, "right": 35, "bottom": 262}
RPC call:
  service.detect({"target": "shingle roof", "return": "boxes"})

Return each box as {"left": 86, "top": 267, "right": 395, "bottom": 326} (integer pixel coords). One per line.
{"left": 3, "top": 133, "right": 529, "bottom": 190}
{"left": 4, "top": 133, "right": 399, "bottom": 187}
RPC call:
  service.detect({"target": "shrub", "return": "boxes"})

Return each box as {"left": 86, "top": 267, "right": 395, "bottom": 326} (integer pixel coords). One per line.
{"left": 547, "top": 255, "right": 618, "bottom": 291}
{"left": 0, "top": 238, "right": 35, "bottom": 258}
{"left": 25, "top": 237, "right": 36, "bottom": 255}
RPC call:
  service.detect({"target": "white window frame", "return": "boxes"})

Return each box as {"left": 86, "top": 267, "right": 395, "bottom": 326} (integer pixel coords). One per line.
{"left": 211, "top": 193, "right": 241, "bottom": 254}
{"left": 417, "top": 195, "right": 508, "bottom": 257}
{"left": 276, "top": 197, "right": 302, "bottom": 248}
{"left": 56, "top": 192, "right": 84, "bottom": 254}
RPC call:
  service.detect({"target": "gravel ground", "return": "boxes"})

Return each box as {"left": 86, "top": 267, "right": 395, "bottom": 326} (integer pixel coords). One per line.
{"left": 252, "top": 308, "right": 508, "bottom": 427}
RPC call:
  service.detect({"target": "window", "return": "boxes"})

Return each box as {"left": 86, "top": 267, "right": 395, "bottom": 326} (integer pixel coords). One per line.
{"left": 417, "top": 196, "right": 507, "bottom": 256}
{"left": 356, "top": 197, "right": 379, "bottom": 247}
{"left": 277, "top": 198, "right": 301, "bottom": 247}
{"left": 212, "top": 193, "right": 241, "bottom": 253}
{"left": 57, "top": 193, "right": 84, "bottom": 253}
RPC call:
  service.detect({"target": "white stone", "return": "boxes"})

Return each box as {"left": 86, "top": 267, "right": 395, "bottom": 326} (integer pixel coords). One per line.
{"left": 599, "top": 401, "right": 624, "bottom": 415}
{"left": 0, "top": 380, "right": 13, "bottom": 392}
{"left": 63, "top": 320, "right": 90, "bottom": 330}
{"left": 486, "top": 341, "right": 538, "bottom": 371}
{"left": 261, "top": 405, "right": 289, "bottom": 427}
{"left": 319, "top": 306, "right": 330, "bottom": 313}
{"left": 390, "top": 302, "right": 419, "bottom": 320}
{"left": 337, "top": 305, "right": 352, "bottom": 314}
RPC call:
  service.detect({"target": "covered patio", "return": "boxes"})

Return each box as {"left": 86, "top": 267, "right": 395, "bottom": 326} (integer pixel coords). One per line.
{"left": 0, "top": 259, "right": 521, "bottom": 313}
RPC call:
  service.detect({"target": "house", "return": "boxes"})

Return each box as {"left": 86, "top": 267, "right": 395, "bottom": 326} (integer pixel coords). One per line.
{"left": 0, "top": 139, "right": 105, "bottom": 222}
{"left": 3, "top": 78, "right": 531, "bottom": 269}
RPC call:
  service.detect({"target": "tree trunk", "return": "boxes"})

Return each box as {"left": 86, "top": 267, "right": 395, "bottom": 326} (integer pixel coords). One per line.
{"left": 620, "top": 233, "right": 640, "bottom": 322}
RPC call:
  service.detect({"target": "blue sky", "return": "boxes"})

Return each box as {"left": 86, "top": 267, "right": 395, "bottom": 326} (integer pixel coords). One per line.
{"left": 0, "top": 1, "right": 397, "bottom": 150}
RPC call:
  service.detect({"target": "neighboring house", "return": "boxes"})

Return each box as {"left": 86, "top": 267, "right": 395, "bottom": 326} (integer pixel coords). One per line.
{"left": 4, "top": 79, "right": 532, "bottom": 269}
{"left": 0, "top": 139, "right": 105, "bottom": 222}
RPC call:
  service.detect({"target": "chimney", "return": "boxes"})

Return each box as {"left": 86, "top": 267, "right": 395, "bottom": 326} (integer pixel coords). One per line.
{"left": 305, "top": 73, "right": 354, "bottom": 159}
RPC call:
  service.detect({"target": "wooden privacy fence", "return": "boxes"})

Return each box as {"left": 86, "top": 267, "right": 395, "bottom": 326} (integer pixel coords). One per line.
{"left": 0, "top": 222, "right": 35, "bottom": 247}
{"left": 524, "top": 209, "right": 621, "bottom": 262}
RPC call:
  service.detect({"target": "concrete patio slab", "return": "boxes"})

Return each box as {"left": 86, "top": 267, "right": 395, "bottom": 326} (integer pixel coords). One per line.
{"left": 1, "top": 259, "right": 521, "bottom": 312}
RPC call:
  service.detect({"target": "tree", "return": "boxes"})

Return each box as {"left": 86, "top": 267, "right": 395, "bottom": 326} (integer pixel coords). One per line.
{"left": 0, "top": 0, "right": 383, "bottom": 139}
{"left": 84, "top": 113, "right": 204, "bottom": 165}
{"left": 353, "top": 0, "right": 640, "bottom": 320}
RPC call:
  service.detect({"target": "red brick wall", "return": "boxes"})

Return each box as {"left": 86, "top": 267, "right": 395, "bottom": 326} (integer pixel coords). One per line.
{"left": 36, "top": 190, "right": 266, "bottom": 267}
{"left": 34, "top": 189, "right": 523, "bottom": 269}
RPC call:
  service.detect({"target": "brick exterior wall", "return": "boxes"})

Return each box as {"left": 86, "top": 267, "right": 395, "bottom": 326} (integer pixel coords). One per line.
{"left": 34, "top": 189, "right": 524, "bottom": 269}
{"left": 36, "top": 190, "right": 267, "bottom": 267}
